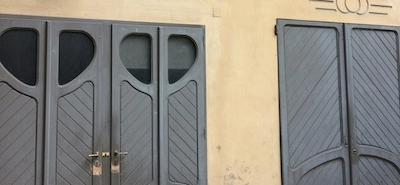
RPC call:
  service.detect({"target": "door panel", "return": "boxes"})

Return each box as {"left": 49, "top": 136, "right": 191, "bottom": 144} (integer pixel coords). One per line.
{"left": 277, "top": 20, "right": 350, "bottom": 185}
{"left": 345, "top": 25, "right": 400, "bottom": 184}
{"left": 111, "top": 24, "right": 159, "bottom": 185}
{"left": 297, "top": 159, "right": 344, "bottom": 185}
{"left": 119, "top": 82, "right": 153, "bottom": 185}
{"left": 45, "top": 21, "right": 104, "bottom": 185}
{"left": 0, "top": 83, "right": 37, "bottom": 185}
{"left": 358, "top": 156, "right": 400, "bottom": 184}
{"left": 160, "top": 27, "right": 206, "bottom": 185}
{"left": 56, "top": 82, "right": 94, "bottom": 185}
{"left": 0, "top": 19, "right": 46, "bottom": 185}
{"left": 167, "top": 81, "right": 199, "bottom": 184}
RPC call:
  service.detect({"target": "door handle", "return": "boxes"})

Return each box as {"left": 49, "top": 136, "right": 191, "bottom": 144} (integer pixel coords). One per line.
{"left": 111, "top": 150, "right": 128, "bottom": 173}
{"left": 88, "top": 152, "right": 102, "bottom": 175}
{"left": 89, "top": 151, "right": 99, "bottom": 157}
{"left": 114, "top": 150, "right": 128, "bottom": 156}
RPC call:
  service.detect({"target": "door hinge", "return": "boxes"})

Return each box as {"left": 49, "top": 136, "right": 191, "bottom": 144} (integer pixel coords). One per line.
{"left": 274, "top": 25, "right": 278, "bottom": 35}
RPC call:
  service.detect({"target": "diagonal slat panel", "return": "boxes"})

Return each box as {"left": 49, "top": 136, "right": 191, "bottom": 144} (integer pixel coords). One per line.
{"left": 56, "top": 82, "right": 93, "bottom": 185}
{"left": 0, "top": 84, "right": 19, "bottom": 115}
{"left": 351, "top": 29, "right": 400, "bottom": 183}
{"left": 0, "top": 83, "right": 11, "bottom": 100}
{"left": 297, "top": 159, "right": 344, "bottom": 185}
{"left": 120, "top": 81, "right": 153, "bottom": 185}
{"left": 11, "top": 162, "right": 35, "bottom": 185}
{"left": 168, "top": 81, "right": 198, "bottom": 185}
{"left": 358, "top": 156, "right": 400, "bottom": 185}
{"left": 0, "top": 82, "right": 36, "bottom": 185}
{"left": 282, "top": 26, "right": 342, "bottom": 168}
{"left": 352, "top": 29, "right": 400, "bottom": 155}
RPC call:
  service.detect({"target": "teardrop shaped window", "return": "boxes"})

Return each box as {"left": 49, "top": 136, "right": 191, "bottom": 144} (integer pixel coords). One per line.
{"left": 59, "top": 31, "right": 94, "bottom": 85}
{"left": 168, "top": 36, "right": 196, "bottom": 84}
{"left": 0, "top": 29, "right": 38, "bottom": 86}
{"left": 120, "top": 34, "right": 151, "bottom": 84}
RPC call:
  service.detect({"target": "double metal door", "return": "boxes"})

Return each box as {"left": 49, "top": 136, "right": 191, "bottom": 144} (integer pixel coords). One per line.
{"left": 278, "top": 20, "right": 400, "bottom": 185}
{"left": 0, "top": 17, "right": 206, "bottom": 185}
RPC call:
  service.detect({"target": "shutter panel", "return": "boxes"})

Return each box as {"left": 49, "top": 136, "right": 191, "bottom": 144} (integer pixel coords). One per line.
{"left": 111, "top": 24, "right": 159, "bottom": 185}
{"left": 45, "top": 21, "right": 104, "bottom": 185}
{"left": 277, "top": 20, "right": 350, "bottom": 185}
{"left": 345, "top": 25, "right": 400, "bottom": 185}
{"left": 160, "top": 26, "right": 206, "bottom": 185}
{"left": 0, "top": 18, "right": 46, "bottom": 185}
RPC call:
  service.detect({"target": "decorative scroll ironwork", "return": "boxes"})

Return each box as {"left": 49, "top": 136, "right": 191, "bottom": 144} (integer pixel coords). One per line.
{"left": 310, "top": 0, "right": 393, "bottom": 15}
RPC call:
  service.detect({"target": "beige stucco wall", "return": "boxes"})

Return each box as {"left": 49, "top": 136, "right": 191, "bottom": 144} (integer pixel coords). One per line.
{"left": 1, "top": 0, "right": 400, "bottom": 184}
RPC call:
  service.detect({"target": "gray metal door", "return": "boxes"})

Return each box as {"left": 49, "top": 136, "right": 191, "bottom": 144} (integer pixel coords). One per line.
{"left": 111, "top": 24, "right": 159, "bottom": 185}
{"left": 44, "top": 21, "right": 106, "bottom": 185}
{"left": 0, "top": 15, "right": 206, "bottom": 185}
{"left": 279, "top": 20, "right": 400, "bottom": 185}
{"left": 111, "top": 24, "right": 206, "bottom": 185}
{"left": 159, "top": 26, "right": 206, "bottom": 185}
{"left": 0, "top": 18, "right": 46, "bottom": 185}
{"left": 345, "top": 24, "right": 400, "bottom": 185}
{"left": 277, "top": 20, "right": 350, "bottom": 185}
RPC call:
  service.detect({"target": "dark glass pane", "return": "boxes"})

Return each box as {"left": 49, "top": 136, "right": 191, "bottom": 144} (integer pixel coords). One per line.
{"left": 0, "top": 29, "right": 37, "bottom": 85}
{"left": 59, "top": 32, "right": 94, "bottom": 85}
{"left": 120, "top": 34, "right": 151, "bottom": 84}
{"left": 168, "top": 36, "right": 196, "bottom": 84}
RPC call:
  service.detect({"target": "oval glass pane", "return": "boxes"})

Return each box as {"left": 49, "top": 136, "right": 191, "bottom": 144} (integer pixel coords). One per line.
{"left": 0, "top": 29, "right": 38, "bottom": 86}
{"left": 120, "top": 34, "right": 151, "bottom": 84}
{"left": 168, "top": 36, "right": 196, "bottom": 84}
{"left": 59, "top": 32, "right": 94, "bottom": 85}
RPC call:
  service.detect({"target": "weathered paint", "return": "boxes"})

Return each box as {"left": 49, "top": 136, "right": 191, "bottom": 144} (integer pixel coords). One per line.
{"left": 1, "top": 0, "right": 400, "bottom": 184}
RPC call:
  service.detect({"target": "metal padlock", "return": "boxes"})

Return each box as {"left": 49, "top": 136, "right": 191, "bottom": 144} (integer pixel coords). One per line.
{"left": 92, "top": 160, "right": 102, "bottom": 175}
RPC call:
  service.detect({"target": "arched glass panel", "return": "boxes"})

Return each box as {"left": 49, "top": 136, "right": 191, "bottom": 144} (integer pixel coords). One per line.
{"left": 59, "top": 31, "right": 94, "bottom": 85}
{"left": 168, "top": 36, "right": 196, "bottom": 84}
{"left": 0, "top": 29, "right": 38, "bottom": 85}
{"left": 120, "top": 34, "right": 151, "bottom": 84}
